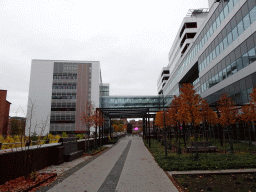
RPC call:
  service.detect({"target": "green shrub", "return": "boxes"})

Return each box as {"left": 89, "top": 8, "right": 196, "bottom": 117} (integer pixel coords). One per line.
{"left": 61, "top": 132, "right": 68, "bottom": 138}
{"left": 75, "top": 134, "right": 84, "bottom": 140}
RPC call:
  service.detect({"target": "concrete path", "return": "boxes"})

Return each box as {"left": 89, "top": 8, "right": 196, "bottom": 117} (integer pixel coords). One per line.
{"left": 46, "top": 135, "right": 178, "bottom": 192}
{"left": 38, "top": 156, "right": 92, "bottom": 175}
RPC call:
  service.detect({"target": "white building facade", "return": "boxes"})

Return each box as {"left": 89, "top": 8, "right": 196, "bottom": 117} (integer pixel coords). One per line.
{"left": 26, "top": 60, "right": 104, "bottom": 136}
{"left": 159, "top": 0, "right": 256, "bottom": 107}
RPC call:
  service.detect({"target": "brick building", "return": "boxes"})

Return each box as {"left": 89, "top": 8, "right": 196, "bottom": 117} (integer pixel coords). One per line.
{"left": 0, "top": 90, "right": 11, "bottom": 135}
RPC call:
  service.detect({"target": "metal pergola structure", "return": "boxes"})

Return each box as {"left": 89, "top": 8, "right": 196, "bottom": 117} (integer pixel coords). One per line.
{"left": 96, "top": 106, "right": 169, "bottom": 148}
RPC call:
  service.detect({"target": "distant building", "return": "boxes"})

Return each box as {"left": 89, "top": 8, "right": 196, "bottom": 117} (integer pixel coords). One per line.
{"left": 100, "top": 83, "right": 109, "bottom": 96}
{"left": 129, "top": 119, "right": 153, "bottom": 133}
{"left": 8, "top": 116, "right": 26, "bottom": 135}
{"left": 0, "top": 90, "right": 11, "bottom": 135}
{"left": 26, "top": 60, "right": 109, "bottom": 136}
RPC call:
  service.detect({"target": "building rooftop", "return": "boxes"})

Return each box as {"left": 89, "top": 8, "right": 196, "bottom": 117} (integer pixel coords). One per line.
{"left": 186, "top": 8, "right": 209, "bottom": 17}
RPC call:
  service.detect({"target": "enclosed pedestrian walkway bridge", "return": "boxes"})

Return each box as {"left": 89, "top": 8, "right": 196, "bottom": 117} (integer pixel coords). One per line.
{"left": 100, "top": 95, "right": 173, "bottom": 112}
{"left": 97, "top": 95, "right": 173, "bottom": 145}
{"left": 99, "top": 95, "right": 173, "bottom": 118}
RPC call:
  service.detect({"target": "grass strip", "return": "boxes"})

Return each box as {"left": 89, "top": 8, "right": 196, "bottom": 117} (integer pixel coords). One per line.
{"left": 145, "top": 139, "right": 256, "bottom": 171}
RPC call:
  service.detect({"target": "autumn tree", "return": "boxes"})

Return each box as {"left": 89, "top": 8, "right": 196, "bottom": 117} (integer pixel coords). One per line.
{"left": 249, "top": 85, "right": 256, "bottom": 122}
{"left": 240, "top": 86, "right": 256, "bottom": 145}
{"left": 111, "top": 120, "right": 125, "bottom": 132}
{"left": 118, "top": 124, "right": 123, "bottom": 132}
{"left": 81, "top": 100, "right": 95, "bottom": 151}
{"left": 113, "top": 124, "right": 119, "bottom": 132}
{"left": 240, "top": 104, "right": 254, "bottom": 145}
{"left": 167, "top": 96, "right": 180, "bottom": 141}
{"left": 177, "top": 83, "right": 202, "bottom": 146}
{"left": 92, "top": 109, "right": 104, "bottom": 147}
{"left": 217, "top": 93, "right": 238, "bottom": 152}
{"left": 122, "top": 124, "right": 127, "bottom": 132}
{"left": 200, "top": 99, "right": 218, "bottom": 141}
{"left": 10, "top": 119, "right": 24, "bottom": 135}
{"left": 155, "top": 110, "right": 164, "bottom": 129}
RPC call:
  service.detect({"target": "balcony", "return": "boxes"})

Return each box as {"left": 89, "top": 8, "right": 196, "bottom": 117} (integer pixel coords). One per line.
{"left": 180, "top": 33, "right": 196, "bottom": 48}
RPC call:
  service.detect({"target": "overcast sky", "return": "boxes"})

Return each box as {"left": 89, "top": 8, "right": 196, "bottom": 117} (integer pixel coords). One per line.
{"left": 0, "top": 0, "right": 209, "bottom": 117}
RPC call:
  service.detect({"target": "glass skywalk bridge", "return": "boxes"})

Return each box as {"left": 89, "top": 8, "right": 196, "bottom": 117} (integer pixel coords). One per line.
{"left": 99, "top": 95, "right": 173, "bottom": 118}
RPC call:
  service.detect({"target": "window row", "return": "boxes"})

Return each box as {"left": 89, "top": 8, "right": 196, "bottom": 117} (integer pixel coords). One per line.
{"left": 50, "top": 123, "right": 76, "bottom": 132}
{"left": 51, "top": 111, "right": 76, "bottom": 116}
{"left": 63, "top": 65, "right": 78, "bottom": 72}
{"left": 53, "top": 75, "right": 78, "bottom": 80}
{"left": 196, "top": 0, "right": 240, "bottom": 56}
{"left": 165, "top": 0, "right": 240, "bottom": 92}
{"left": 100, "top": 86, "right": 109, "bottom": 91}
{"left": 205, "top": 72, "right": 256, "bottom": 105}
{"left": 101, "top": 93, "right": 109, "bottom": 96}
{"left": 51, "top": 102, "right": 76, "bottom": 108}
{"left": 199, "top": 2, "right": 256, "bottom": 72}
{"left": 51, "top": 108, "right": 76, "bottom": 111}
{"left": 192, "top": 78, "right": 200, "bottom": 86}
{"left": 208, "top": 87, "right": 253, "bottom": 105}
{"left": 201, "top": 32, "right": 256, "bottom": 93}
{"left": 52, "top": 85, "right": 77, "bottom": 89}
{"left": 52, "top": 95, "right": 76, "bottom": 99}
{"left": 50, "top": 116, "right": 76, "bottom": 120}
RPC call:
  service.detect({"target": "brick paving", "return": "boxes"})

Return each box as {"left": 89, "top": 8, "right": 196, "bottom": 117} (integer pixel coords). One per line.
{"left": 42, "top": 135, "right": 178, "bottom": 192}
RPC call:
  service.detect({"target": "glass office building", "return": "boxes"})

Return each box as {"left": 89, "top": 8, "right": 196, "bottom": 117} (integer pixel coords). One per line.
{"left": 160, "top": 0, "right": 256, "bottom": 106}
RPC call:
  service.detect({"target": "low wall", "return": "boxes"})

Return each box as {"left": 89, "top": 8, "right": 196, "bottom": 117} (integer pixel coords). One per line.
{"left": 77, "top": 137, "right": 108, "bottom": 151}
{"left": 0, "top": 137, "right": 109, "bottom": 185}
{"left": 0, "top": 143, "right": 60, "bottom": 185}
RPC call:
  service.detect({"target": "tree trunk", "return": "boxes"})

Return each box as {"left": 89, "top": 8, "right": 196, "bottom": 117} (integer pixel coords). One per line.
{"left": 219, "top": 124, "right": 223, "bottom": 146}
{"left": 249, "top": 122, "right": 252, "bottom": 146}
{"left": 228, "top": 125, "right": 234, "bottom": 153}
{"left": 182, "top": 121, "right": 186, "bottom": 147}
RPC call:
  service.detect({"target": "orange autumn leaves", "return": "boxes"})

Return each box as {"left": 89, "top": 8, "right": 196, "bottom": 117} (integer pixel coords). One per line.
{"left": 80, "top": 100, "right": 104, "bottom": 131}
{"left": 155, "top": 84, "right": 243, "bottom": 129}
{"left": 155, "top": 84, "right": 210, "bottom": 129}
{"left": 113, "top": 124, "right": 126, "bottom": 132}
{"left": 240, "top": 86, "right": 256, "bottom": 127}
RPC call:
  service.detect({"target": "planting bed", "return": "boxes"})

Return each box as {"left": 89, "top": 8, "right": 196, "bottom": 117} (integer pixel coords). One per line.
{"left": 0, "top": 173, "right": 56, "bottom": 192}
{"left": 174, "top": 172, "right": 256, "bottom": 192}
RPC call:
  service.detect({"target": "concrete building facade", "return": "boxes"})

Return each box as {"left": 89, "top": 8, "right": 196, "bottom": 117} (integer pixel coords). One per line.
{"left": 159, "top": 0, "right": 256, "bottom": 106}
{"left": 26, "top": 60, "right": 105, "bottom": 136}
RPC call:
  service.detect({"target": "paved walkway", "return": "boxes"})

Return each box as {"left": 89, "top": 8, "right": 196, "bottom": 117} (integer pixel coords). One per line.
{"left": 45, "top": 135, "right": 178, "bottom": 192}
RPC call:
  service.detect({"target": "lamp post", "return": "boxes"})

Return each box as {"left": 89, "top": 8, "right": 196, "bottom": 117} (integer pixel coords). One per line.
{"left": 159, "top": 90, "right": 167, "bottom": 157}
{"left": 148, "top": 109, "right": 151, "bottom": 148}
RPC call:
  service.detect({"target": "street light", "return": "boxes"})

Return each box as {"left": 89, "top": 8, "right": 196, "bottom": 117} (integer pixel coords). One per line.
{"left": 159, "top": 90, "right": 167, "bottom": 157}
